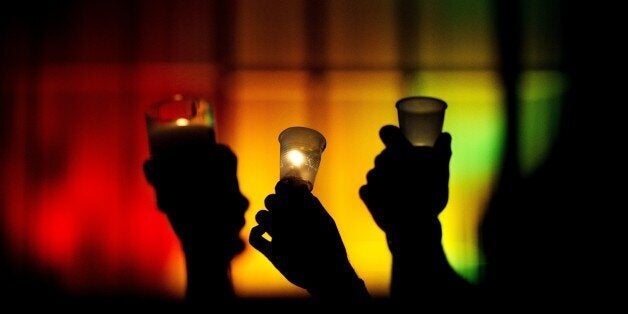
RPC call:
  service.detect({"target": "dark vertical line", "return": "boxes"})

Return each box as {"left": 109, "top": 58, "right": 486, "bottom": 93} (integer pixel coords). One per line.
{"left": 480, "top": 0, "right": 523, "bottom": 288}
{"left": 0, "top": 0, "right": 16, "bottom": 280}
{"left": 304, "top": 0, "right": 329, "bottom": 125}
{"left": 305, "top": 0, "right": 328, "bottom": 72}
{"left": 395, "top": 0, "right": 421, "bottom": 92}
{"left": 121, "top": 0, "right": 141, "bottom": 199}
{"left": 556, "top": 0, "right": 579, "bottom": 151}
{"left": 213, "top": 0, "right": 236, "bottom": 141}
{"left": 496, "top": 0, "right": 522, "bottom": 181}
{"left": 0, "top": 12, "right": 14, "bottom": 164}
{"left": 122, "top": 0, "right": 141, "bottom": 62}
{"left": 214, "top": 0, "right": 236, "bottom": 67}
{"left": 302, "top": 1, "right": 332, "bottom": 206}
{"left": 24, "top": 2, "right": 48, "bottom": 267}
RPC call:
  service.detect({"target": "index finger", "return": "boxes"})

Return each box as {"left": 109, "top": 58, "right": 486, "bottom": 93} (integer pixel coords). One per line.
{"left": 379, "top": 125, "right": 413, "bottom": 150}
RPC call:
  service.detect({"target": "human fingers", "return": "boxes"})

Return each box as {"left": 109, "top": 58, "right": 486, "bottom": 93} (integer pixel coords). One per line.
{"left": 249, "top": 225, "right": 273, "bottom": 260}
{"left": 379, "top": 125, "right": 412, "bottom": 150}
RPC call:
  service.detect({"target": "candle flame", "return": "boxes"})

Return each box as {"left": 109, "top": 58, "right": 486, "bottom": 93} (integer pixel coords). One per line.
{"left": 287, "top": 149, "right": 305, "bottom": 167}
{"left": 175, "top": 118, "right": 189, "bottom": 126}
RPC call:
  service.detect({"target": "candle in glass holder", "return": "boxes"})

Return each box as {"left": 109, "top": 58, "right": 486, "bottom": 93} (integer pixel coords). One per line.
{"left": 278, "top": 127, "right": 326, "bottom": 191}
{"left": 146, "top": 94, "right": 215, "bottom": 157}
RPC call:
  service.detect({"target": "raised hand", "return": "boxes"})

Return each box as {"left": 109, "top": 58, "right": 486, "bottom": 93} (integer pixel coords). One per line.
{"left": 249, "top": 178, "right": 369, "bottom": 302}
{"left": 359, "top": 125, "right": 468, "bottom": 300}
{"left": 359, "top": 125, "right": 451, "bottom": 246}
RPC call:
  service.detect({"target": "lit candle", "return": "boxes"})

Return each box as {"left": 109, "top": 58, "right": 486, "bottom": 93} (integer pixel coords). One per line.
{"left": 278, "top": 127, "right": 326, "bottom": 190}
{"left": 286, "top": 149, "right": 305, "bottom": 167}
{"left": 148, "top": 123, "right": 214, "bottom": 157}
{"left": 146, "top": 95, "right": 215, "bottom": 157}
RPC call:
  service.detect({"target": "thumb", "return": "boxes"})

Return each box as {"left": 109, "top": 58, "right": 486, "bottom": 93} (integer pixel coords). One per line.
{"left": 379, "top": 125, "right": 413, "bottom": 150}
{"left": 249, "top": 225, "right": 273, "bottom": 261}
{"left": 434, "top": 132, "right": 452, "bottom": 164}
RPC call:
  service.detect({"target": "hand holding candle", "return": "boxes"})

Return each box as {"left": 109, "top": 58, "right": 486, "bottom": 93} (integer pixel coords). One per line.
{"left": 278, "top": 127, "right": 327, "bottom": 191}
{"left": 251, "top": 130, "right": 369, "bottom": 300}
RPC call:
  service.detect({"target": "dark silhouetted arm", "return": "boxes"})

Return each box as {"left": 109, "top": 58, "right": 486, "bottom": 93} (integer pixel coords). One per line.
{"left": 360, "top": 125, "right": 470, "bottom": 301}
{"left": 249, "top": 179, "right": 370, "bottom": 303}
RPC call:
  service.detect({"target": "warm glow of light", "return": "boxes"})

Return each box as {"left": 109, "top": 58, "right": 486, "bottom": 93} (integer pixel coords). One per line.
{"left": 4, "top": 65, "right": 509, "bottom": 298}
{"left": 165, "top": 249, "right": 186, "bottom": 297}
{"left": 287, "top": 149, "right": 305, "bottom": 167}
{"left": 229, "top": 71, "right": 311, "bottom": 297}
{"left": 0, "top": 0, "right": 568, "bottom": 300}
{"left": 175, "top": 118, "right": 189, "bottom": 126}
{"left": 409, "top": 71, "right": 505, "bottom": 283}
{"left": 230, "top": 69, "right": 506, "bottom": 295}
{"left": 3, "top": 63, "right": 215, "bottom": 298}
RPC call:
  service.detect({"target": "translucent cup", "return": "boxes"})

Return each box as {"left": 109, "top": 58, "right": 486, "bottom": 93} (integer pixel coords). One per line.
{"left": 145, "top": 94, "right": 215, "bottom": 157}
{"left": 396, "top": 96, "right": 447, "bottom": 146}
{"left": 278, "top": 127, "right": 327, "bottom": 190}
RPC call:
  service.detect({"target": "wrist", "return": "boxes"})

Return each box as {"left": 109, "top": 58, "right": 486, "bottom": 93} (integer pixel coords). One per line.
{"left": 386, "top": 218, "right": 443, "bottom": 254}
{"left": 307, "top": 267, "right": 370, "bottom": 302}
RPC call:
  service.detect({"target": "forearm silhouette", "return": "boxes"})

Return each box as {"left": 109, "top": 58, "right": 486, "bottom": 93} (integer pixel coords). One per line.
{"left": 360, "top": 126, "right": 469, "bottom": 301}
{"left": 250, "top": 178, "right": 370, "bottom": 302}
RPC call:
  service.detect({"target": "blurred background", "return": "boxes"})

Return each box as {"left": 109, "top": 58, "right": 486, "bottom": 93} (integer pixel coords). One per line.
{"left": 1, "top": 0, "right": 609, "bottom": 302}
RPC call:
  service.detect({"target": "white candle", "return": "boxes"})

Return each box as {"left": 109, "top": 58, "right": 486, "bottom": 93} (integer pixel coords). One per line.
{"left": 148, "top": 123, "right": 214, "bottom": 157}
{"left": 146, "top": 96, "right": 215, "bottom": 157}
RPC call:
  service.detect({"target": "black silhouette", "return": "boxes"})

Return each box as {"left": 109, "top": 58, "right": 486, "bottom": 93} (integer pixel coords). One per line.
{"left": 359, "top": 126, "right": 470, "bottom": 302}
{"left": 143, "top": 139, "right": 248, "bottom": 304}
{"left": 249, "top": 178, "right": 370, "bottom": 303}
{"left": 479, "top": 2, "right": 615, "bottom": 302}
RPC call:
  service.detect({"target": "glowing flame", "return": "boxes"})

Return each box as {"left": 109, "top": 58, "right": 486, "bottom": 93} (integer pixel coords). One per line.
{"left": 287, "top": 149, "right": 305, "bottom": 167}
{"left": 175, "top": 118, "right": 189, "bottom": 126}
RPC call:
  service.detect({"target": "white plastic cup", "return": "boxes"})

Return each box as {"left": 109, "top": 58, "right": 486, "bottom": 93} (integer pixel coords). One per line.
{"left": 396, "top": 96, "right": 447, "bottom": 146}
{"left": 278, "top": 127, "right": 326, "bottom": 190}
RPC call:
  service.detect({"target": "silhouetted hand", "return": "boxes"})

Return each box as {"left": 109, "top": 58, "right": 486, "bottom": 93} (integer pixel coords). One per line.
{"left": 249, "top": 178, "right": 369, "bottom": 302}
{"left": 143, "top": 143, "right": 248, "bottom": 302}
{"left": 359, "top": 125, "right": 468, "bottom": 300}
{"left": 359, "top": 125, "right": 451, "bottom": 249}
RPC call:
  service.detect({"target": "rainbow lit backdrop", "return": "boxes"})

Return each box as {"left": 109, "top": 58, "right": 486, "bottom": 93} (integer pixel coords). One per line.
{"left": 0, "top": 0, "right": 564, "bottom": 298}
{"left": 229, "top": 70, "right": 507, "bottom": 296}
